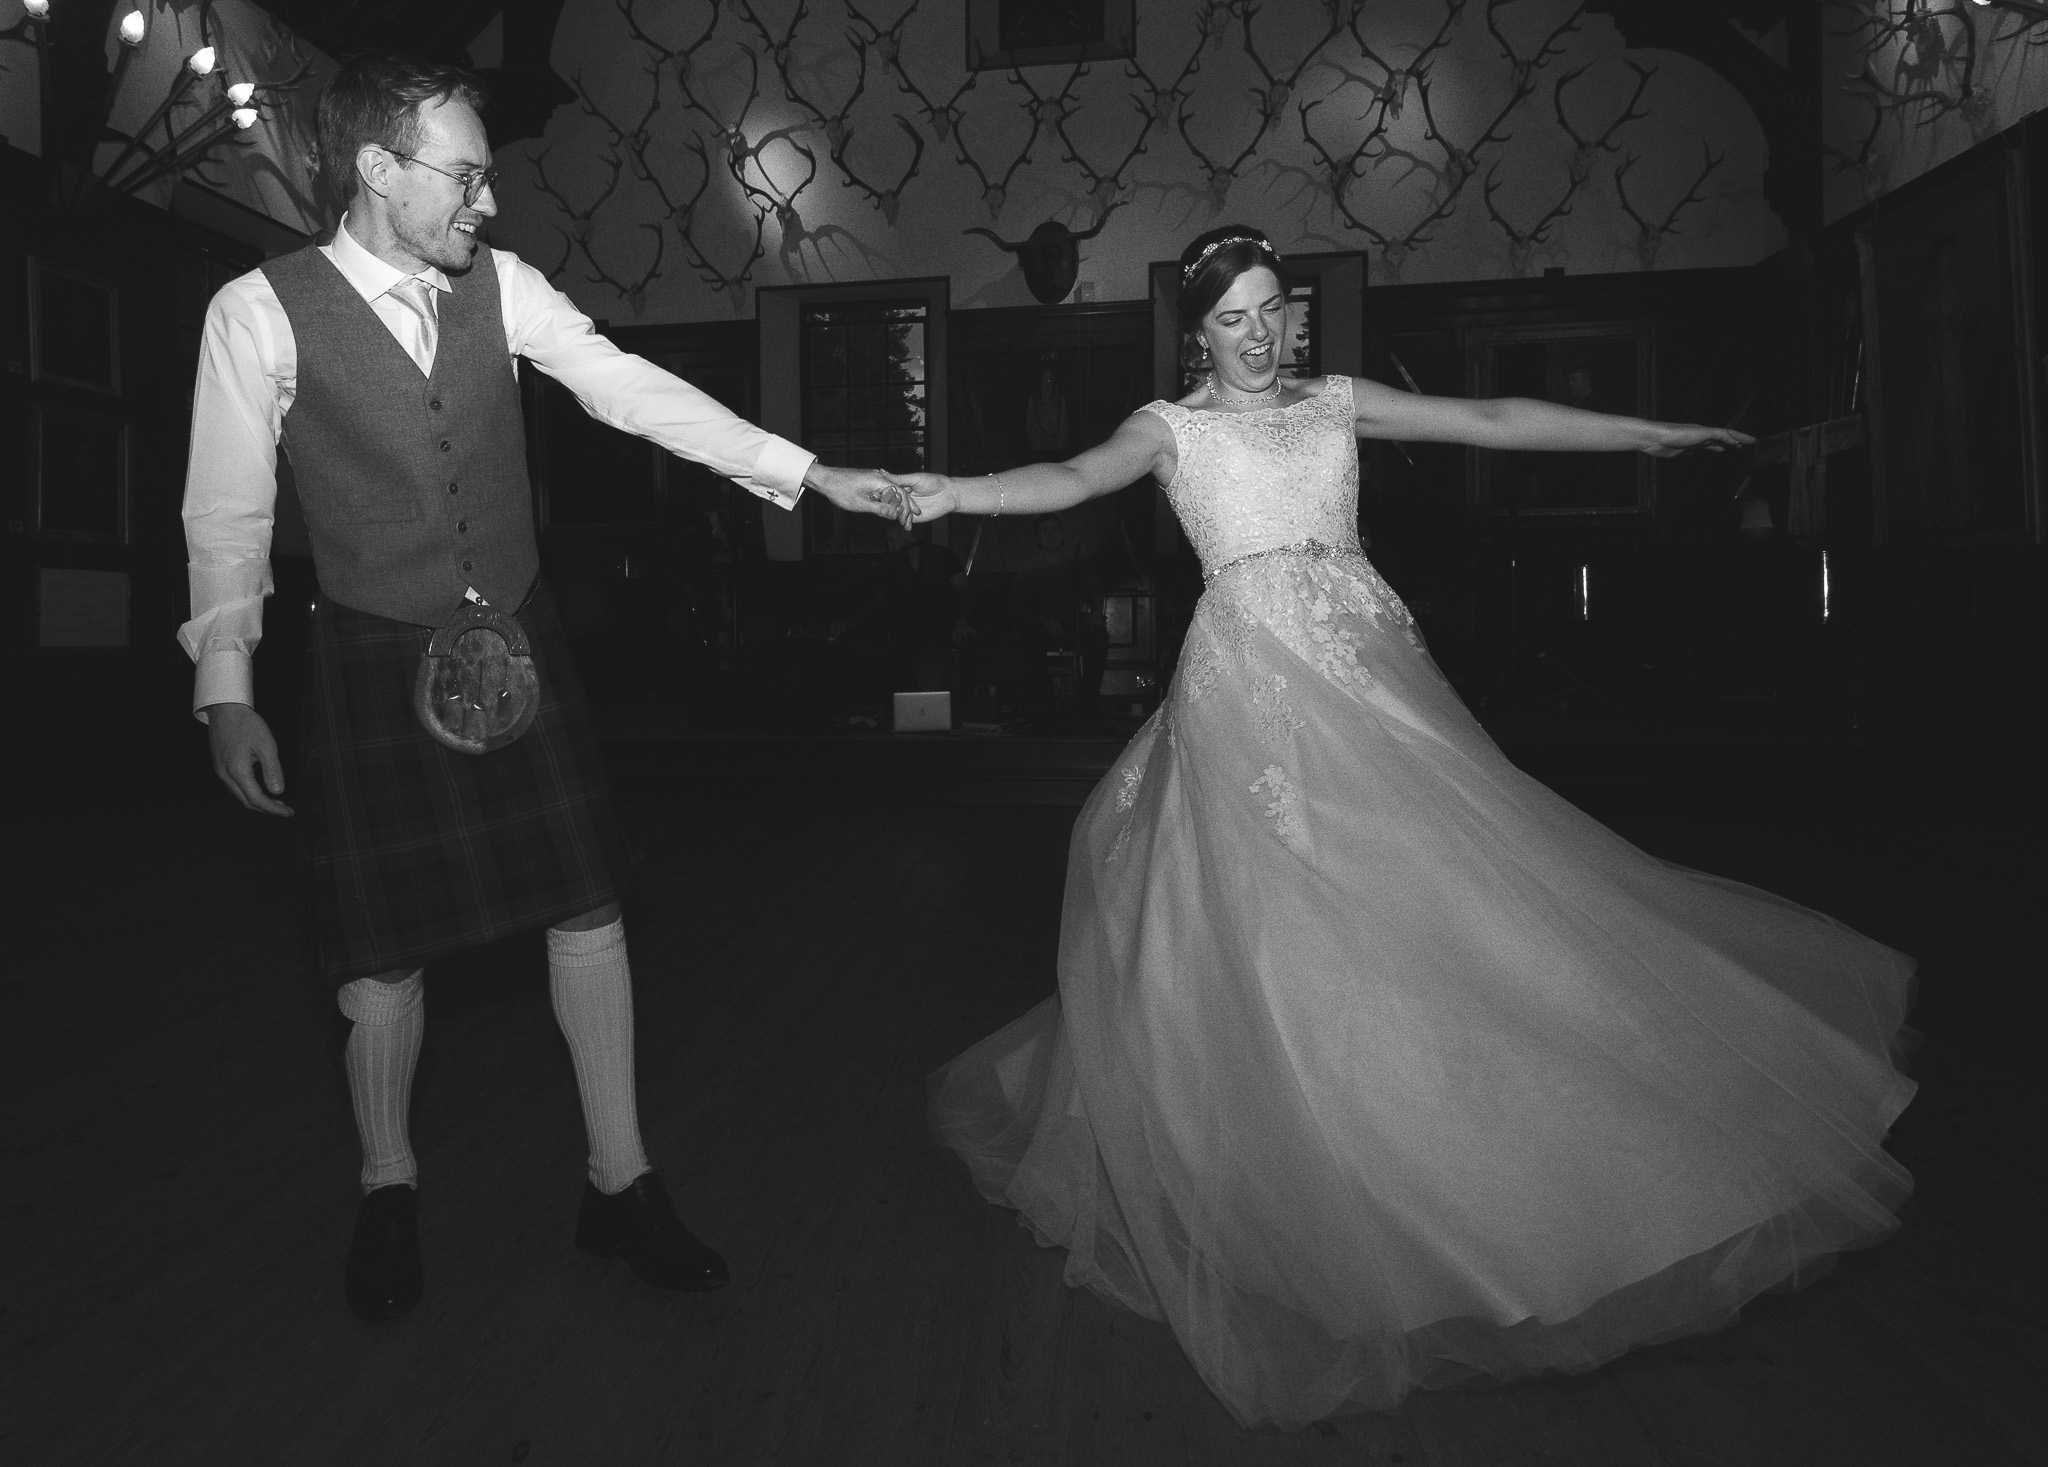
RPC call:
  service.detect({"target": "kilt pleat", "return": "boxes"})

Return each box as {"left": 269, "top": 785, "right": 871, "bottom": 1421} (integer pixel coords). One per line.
{"left": 301, "top": 579, "right": 627, "bottom": 982}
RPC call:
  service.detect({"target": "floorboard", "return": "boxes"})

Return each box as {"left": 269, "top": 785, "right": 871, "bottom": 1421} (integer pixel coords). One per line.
{"left": 4, "top": 779, "right": 2042, "bottom": 1467}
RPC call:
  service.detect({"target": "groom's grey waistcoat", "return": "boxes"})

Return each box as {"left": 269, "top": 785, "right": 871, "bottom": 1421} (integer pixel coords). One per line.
{"left": 262, "top": 243, "right": 536, "bottom": 627}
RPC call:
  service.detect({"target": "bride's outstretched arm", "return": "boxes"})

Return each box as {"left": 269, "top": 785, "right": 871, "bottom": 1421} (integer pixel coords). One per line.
{"left": 1351, "top": 376, "right": 1752, "bottom": 456}
{"left": 900, "top": 410, "right": 1175, "bottom": 521}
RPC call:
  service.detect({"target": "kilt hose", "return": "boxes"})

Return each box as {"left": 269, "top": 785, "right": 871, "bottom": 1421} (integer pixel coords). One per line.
{"left": 300, "top": 578, "right": 628, "bottom": 983}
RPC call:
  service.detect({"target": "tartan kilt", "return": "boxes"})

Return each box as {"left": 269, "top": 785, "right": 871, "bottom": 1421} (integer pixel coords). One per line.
{"left": 300, "top": 578, "right": 627, "bottom": 982}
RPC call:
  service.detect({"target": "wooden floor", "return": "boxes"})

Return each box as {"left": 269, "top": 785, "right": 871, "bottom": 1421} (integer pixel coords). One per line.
{"left": 5, "top": 758, "right": 2044, "bottom": 1466}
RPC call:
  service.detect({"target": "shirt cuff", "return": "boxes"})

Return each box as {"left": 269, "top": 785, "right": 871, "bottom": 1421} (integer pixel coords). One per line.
{"left": 751, "top": 440, "right": 816, "bottom": 510}
{"left": 193, "top": 651, "right": 254, "bottom": 721}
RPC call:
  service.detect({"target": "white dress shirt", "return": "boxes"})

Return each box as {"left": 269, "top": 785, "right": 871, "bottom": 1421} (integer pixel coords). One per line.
{"left": 179, "top": 216, "right": 816, "bottom": 715}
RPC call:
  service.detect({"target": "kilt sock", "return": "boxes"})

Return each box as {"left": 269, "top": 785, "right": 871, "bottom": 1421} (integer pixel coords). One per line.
{"left": 547, "top": 919, "right": 651, "bottom": 1194}
{"left": 339, "top": 972, "right": 425, "bottom": 1191}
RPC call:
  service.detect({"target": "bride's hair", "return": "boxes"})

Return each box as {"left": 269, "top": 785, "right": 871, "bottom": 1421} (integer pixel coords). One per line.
{"left": 1177, "top": 226, "right": 1285, "bottom": 376}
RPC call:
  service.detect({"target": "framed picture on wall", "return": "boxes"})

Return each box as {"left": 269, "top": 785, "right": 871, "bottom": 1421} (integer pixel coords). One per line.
{"left": 28, "top": 259, "right": 121, "bottom": 396}
{"left": 967, "top": 0, "right": 1135, "bottom": 70}
{"left": 1469, "top": 322, "right": 1657, "bottom": 518}
{"left": 1857, "top": 138, "right": 2042, "bottom": 544}
{"left": 35, "top": 406, "right": 130, "bottom": 543}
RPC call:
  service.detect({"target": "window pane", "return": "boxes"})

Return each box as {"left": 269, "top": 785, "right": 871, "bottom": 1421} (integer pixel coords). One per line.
{"left": 886, "top": 382, "right": 926, "bottom": 429}
{"left": 849, "top": 321, "right": 885, "bottom": 373}
{"left": 888, "top": 322, "right": 925, "bottom": 381}
{"left": 846, "top": 382, "right": 887, "bottom": 426}
{"left": 811, "top": 324, "right": 848, "bottom": 384}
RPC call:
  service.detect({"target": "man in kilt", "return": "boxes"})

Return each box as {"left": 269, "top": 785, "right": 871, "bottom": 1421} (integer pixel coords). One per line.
{"left": 180, "top": 53, "right": 909, "bottom": 1321}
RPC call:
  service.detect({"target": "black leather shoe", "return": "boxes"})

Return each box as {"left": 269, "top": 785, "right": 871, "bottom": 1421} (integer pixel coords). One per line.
{"left": 575, "top": 1172, "right": 729, "bottom": 1291}
{"left": 344, "top": 1184, "right": 422, "bottom": 1322}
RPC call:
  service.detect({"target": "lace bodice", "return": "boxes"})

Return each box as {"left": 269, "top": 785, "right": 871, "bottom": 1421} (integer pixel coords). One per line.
{"left": 1143, "top": 377, "right": 1361, "bottom": 579}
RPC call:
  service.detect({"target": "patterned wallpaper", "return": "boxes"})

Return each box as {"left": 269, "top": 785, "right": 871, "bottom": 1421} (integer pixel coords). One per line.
{"left": 487, "top": 0, "right": 1784, "bottom": 322}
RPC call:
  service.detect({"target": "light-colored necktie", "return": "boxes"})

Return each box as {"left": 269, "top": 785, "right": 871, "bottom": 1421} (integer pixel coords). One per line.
{"left": 386, "top": 275, "right": 439, "bottom": 375}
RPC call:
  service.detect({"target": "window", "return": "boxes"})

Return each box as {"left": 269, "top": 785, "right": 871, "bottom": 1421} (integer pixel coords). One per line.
{"left": 756, "top": 277, "right": 949, "bottom": 561}
{"left": 801, "top": 299, "right": 929, "bottom": 553}
{"left": 1282, "top": 278, "right": 1319, "bottom": 381}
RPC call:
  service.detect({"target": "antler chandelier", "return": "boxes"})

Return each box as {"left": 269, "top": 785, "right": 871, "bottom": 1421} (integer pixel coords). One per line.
{"left": 1, "top": 0, "right": 305, "bottom": 209}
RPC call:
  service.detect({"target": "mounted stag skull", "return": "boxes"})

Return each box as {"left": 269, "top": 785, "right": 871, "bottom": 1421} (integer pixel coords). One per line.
{"left": 964, "top": 210, "right": 1118, "bottom": 304}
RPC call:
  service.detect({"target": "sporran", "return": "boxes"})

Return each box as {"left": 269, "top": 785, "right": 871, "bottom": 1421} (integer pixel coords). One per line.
{"left": 412, "top": 602, "right": 540, "bottom": 754}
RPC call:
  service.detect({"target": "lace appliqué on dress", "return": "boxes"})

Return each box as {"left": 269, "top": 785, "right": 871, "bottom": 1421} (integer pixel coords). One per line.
{"left": 1303, "top": 583, "right": 1375, "bottom": 694}
{"left": 1104, "top": 729, "right": 1158, "bottom": 866}
{"left": 1249, "top": 764, "right": 1306, "bottom": 848}
{"left": 1178, "top": 594, "right": 1260, "bottom": 704}
{"left": 1114, "top": 756, "right": 1145, "bottom": 811}
{"left": 1250, "top": 674, "right": 1304, "bottom": 744}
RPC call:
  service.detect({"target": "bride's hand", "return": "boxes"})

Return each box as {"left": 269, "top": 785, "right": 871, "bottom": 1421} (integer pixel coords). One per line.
{"left": 896, "top": 472, "right": 961, "bottom": 521}
{"left": 1643, "top": 422, "right": 1755, "bottom": 458}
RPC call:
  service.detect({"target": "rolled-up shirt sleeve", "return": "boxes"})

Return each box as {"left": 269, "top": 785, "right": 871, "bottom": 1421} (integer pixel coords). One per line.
{"left": 179, "top": 276, "right": 286, "bottom": 719}
{"left": 496, "top": 251, "right": 815, "bottom": 508}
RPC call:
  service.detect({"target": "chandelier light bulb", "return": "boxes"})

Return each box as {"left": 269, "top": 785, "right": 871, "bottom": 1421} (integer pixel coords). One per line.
{"left": 187, "top": 45, "right": 217, "bottom": 76}
{"left": 227, "top": 81, "right": 255, "bottom": 105}
{"left": 231, "top": 106, "right": 258, "bottom": 129}
{"left": 118, "top": 9, "right": 145, "bottom": 43}
{"left": 25, "top": 0, "right": 53, "bottom": 19}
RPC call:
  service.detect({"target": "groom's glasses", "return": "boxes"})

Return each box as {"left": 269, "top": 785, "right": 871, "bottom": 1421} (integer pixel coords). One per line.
{"left": 390, "top": 151, "right": 499, "bottom": 207}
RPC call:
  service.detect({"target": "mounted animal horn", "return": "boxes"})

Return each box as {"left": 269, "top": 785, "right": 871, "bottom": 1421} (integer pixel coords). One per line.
{"left": 965, "top": 207, "right": 1120, "bottom": 305}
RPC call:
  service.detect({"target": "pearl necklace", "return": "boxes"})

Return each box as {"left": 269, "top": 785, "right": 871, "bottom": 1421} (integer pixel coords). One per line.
{"left": 1210, "top": 372, "right": 1281, "bottom": 407}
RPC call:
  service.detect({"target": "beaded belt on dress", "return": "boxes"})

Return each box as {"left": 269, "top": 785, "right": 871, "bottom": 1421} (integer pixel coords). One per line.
{"left": 1205, "top": 538, "right": 1358, "bottom": 583}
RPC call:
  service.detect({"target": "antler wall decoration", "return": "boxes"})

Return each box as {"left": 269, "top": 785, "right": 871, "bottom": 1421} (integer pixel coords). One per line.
{"left": 1613, "top": 142, "right": 1723, "bottom": 272}
{"left": 1825, "top": 0, "right": 2048, "bottom": 202}
{"left": 1175, "top": 0, "right": 1328, "bottom": 213}
{"left": 1553, "top": 60, "right": 1653, "bottom": 186}
{"left": 1290, "top": 0, "right": 1585, "bottom": 280}
{"left": 1483, "top": 162, "right": 1575, "bottom": 276}
{"left": 520, "top": 0, "right": 1810, "bottom": 314}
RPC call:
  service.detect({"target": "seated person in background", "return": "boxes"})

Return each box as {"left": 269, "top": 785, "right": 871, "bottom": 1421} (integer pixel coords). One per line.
{"left": 1010, "top": 513, "right": 1107, "bottom": 722}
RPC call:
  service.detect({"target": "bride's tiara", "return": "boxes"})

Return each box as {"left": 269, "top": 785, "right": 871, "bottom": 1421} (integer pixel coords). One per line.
{"left": 1183, "top": 235, "right": 1282, "bottom": 283}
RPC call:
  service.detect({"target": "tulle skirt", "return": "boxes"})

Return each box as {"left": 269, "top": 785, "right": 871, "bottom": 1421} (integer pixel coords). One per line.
{"left": 930, "top": 548, "right": 1915, "bottom": 1429}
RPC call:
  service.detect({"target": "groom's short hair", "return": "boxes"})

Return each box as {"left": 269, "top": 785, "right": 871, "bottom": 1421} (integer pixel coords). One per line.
{"left": 317, "top": 52, "right": 488, "bottom": 207}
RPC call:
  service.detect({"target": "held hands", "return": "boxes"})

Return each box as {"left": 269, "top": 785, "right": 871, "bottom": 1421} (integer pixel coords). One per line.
{"left": 803, "top": 463, "right": 918, "bottom": 526}
{"left": 1642, "top": 423, "right": 1755, "bottom": 458}
{"left": 205, "top": 702, "right": 293, "bottom": 817}
{"left": 803, "top": 463, "right": 963, "bottom": 529}
{"left": 889, "top": 472, "right": 959, "bottom": 522}
{"left": 799, "top": 464, "right": 969, "bottom": 525}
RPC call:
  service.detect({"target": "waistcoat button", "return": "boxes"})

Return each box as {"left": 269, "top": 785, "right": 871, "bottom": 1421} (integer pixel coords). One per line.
{"left": 440, "top": 440, "right": 452, "bottom": 452}
{"left": 430, "top": 399, "right": 444, "bottom": 411}
{"left": 448, "top": 481, "right": 459, "bottom": 494}
{"left": 457, "top": 521, "right": 469, "bottom": 533}
{"left": 461, "top": 559, "right": 473, "bottom": 573}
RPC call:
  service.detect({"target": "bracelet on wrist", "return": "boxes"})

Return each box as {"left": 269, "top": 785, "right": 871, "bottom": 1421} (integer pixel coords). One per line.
{"left": 988, "top": 473, "right": 1003, "bottom": 517}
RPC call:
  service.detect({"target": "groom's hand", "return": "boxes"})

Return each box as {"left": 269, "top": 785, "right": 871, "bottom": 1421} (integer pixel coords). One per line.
{"left": 205, "top": 702, "right": 294, "bottom": 817}
{"left": 804, "top": 463, "right": 912, "bottom": 523}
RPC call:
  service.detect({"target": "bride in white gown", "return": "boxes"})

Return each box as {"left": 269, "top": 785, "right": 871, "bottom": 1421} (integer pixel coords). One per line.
{"left": 898, "top": 227, "right": 1916, "bottom": 1429}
